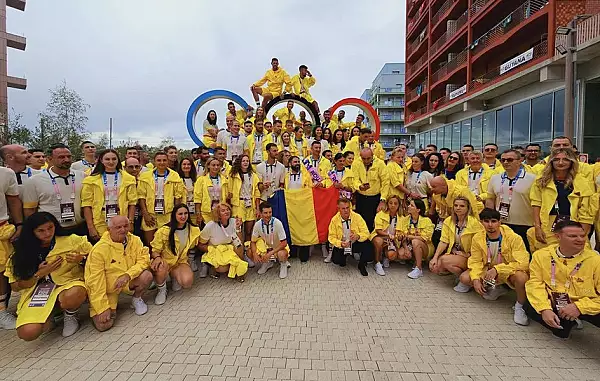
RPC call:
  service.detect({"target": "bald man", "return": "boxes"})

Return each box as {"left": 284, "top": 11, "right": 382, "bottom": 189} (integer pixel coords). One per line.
{"left": 352, "top": 148, "right": 389, "bottom": 232}
{"left": 0, "top": 144, "right": 42, "bottom": 198}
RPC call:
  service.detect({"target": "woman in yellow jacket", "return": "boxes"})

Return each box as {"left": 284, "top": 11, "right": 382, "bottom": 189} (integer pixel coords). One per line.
{"left": 227, "top": 155, "right": 261, "bottom": 243}
{"left": 527, "top": 148, "right": 599, "bottom": 252}
{"left": 137, "top": 152, "right": 185, "bottom": 246}
{"left": 370, "top": 196, "right": 403, "bottom": 276}
{"left": 292, "top": 126, "right": 309, "bottom": 159}
{"left": 324, "top": 153, "right": 358, "bottom": 200}
{"left": 7, "top": 212, "right": 91, "bottom": 340}
{"left": 429, "top": 196, "right": 483, "bottom": 292}
{"left": 455, "top": 150, "right": 493, "bottom": 212}
{"left": 386, "top": 148, "right": 411, "bottom": 210}
{"left": 150, "top": 204, "right": 200, "bottom": 305}
{"left": 82, "top": 149, "right": 138, "bottom": 242}
{"left": 278, "top": 131, "right": 298, "bottom": 155}
{"left": 397, "top": 198, "right": 435, "bottom": 279}
{"left": 193, "top": 157, "right": 228, "bottom": 226}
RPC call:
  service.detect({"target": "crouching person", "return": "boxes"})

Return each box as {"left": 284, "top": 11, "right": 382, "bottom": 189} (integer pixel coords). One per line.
{"left": 524, "top": 220, "right": 600, "bottom": 339}
{"left": 460, "top": 208, "right": 530, "bottom": 326}
{"left": 85, "top": 216, "right": 153, "bottom": 332}
{"left": 151, "top": 204, "right": 199, "bottom": 305}
{"left": 250, "top": 202, "right": 291, "bottom": 279}
{"left": 7, "top": 212, "right": 90, "bottom": 340}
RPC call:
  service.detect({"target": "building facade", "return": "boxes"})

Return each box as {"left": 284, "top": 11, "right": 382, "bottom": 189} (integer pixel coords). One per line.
{"left": 405, "top": 0, "right": 600, "bottom": 159}
{"left": 360, "top": 63, "right": 414, "bottom": 152}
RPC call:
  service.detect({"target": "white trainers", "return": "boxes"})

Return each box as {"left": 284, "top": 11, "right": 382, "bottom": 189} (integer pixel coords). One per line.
{"left": 374, "top": 262, "right": 386, "bottom": 276}
{"left": 0, "top": 310, "right": 16, "bottom": 330}
{"left": 199, "top": 263, "right": 209, "bottom": 278}
{"left": 383, "top": 257, "right": 390, "bottom": 268}
{"left": 188, "top": 256, "right": 198, "bottom": 272}
{"left": 257, "top": 262, "right": 273, "bottom": 275}
{"left": 576, "top": 319, "right": 584, "bottom": 330}
{"left": 453, "top": 282, "right": 472, "bottom": 293}
{"left": 62, "top": 312, "right": 80, "bottom": 337}
{"left": 154, "top": 287, "right": 167, "bottom": 306}
{"left": 244, "top": 254, "right": 255, "bottom": 268}
{"left": 171, "top": 278, "right": 182, "bottom": 292}
{"left": 513, "top": 305, "right": 529, "bottom": 326}
{"left": 131, "top": 297, "right": 148, "bottom": 315}
{"left": 407, "top": 267, "right": 423, "bottom": 279}
{"left": 324, "top": 252, "right": 332, "bottom": 263}
{"left": 482, "top": 286, "right": 508, "bottom": 301}
{"left": 321, "top": 245, "right": 329, "bottom": 258}
{"left": 279, "top": 262, "right": 289, "bottom": 279}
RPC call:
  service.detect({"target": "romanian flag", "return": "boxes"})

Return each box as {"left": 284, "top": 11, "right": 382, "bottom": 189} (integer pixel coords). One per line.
{"left": 269, "top": 187, "right": 339, "bottom": 246}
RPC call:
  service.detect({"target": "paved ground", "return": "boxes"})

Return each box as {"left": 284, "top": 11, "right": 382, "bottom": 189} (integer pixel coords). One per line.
{"left": 1, "top": 255, "right": 600, "bottom": 381}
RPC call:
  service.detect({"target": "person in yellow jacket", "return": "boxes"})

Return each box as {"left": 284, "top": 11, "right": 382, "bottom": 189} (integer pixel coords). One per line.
{"left": 226, "top": 155, "right": 261, "bottom": 244}
{"left": 278, "top": 131, "right": 298, "bottom": 156}
{"left": 328, "top": 197, "right": 373, "bottom": 276}
{"left": 428, "top": 177, "right": 482, "bottom": 232}
{"left": 370, "top": 196, "right": 403, "bottom": 276}
{"left": 482, "top": 143, "right": 503, "bottom": 171}
{"left": 594, "top": 161, "right": 600, "bottom": 250}
{"left": 244, "top": 119, "right": 267, "bottom": 165}
{"left": 386, "top": 147, "right": 412, "bottom": 208}
{"left": 396, "top": 198, "right": 435, "bottom": 279}
{"left": 272, "top": 102, "right": 298, "bottom": 126}
{"left": 150, "top": 204, "right": 199, "bottom": 305}
{"left": 262, "top": 120, "right": 284, "bottom": 157}
{"left": 455, "top": 150, "right": 493, "bottom": 212}
{"left": 365, "top": 134, "right": 385, "bottom": 161}
{"left": 324, "top": 153, "right": 357, "bottom": 200}
{"left": 524, "top": 220, "right": 600, "bottom": 338}
{"left": 251, "top": 57, "right": 291, "bottom": 108}
{"left": 137, "top": 152, "right": 185, "bottom": 246}
{"left": 459, "top": 209, "right": 530, "bottom": 325}
{"left": 292, "top": 126, "right": 309, "bottom": 159}
{"left": 194, "top": 157, "right": 228, "bottom": 226}
{"left": 527, "top": 148, "right": 598, "bottom": 252}
{"left": 321, "top": 109, "right": 339, "bottom": 131}
{"left": 81, "top": 149, "right": 138, "bottom": 243}
{"left": 226, "top": 101, "right": 250, "bottom": 128}
{"left": 212, "top": 147, "right": 231, "bottom": 181}
{"left": 303, "top": 141, "right": 331, "bottom": 181}
{"left": 429, "top": 196, "right": 483, "bottom": 291}
{"left": 85, "top": 216, "right": 153, "bottom": 332}
{"left": 7, "top": 212, "right": 91, "bottom": 340}
{"left": 352, "top": 148, "right": 390, "bottom": 232}
{"left": 284, "top": 156, "right": 314, "bottom": 189}
{"left": 531, "top": 137, "right": 593, "bottom": 180}
{"left": 286, "top": 65, "right": 320, "bottom": 115}
{"left": 344, "top": 129, "right": 371, "bottom": 157}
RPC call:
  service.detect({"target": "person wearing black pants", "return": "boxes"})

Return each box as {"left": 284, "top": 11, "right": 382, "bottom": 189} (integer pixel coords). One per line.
{"left": 355, "top": 193, "right": 380, "bottom": 232}
{"left": 351, "top": 147, "right": 389, "bottom": 232}
{"left": 523, "top": 300, "right": 600, "bottom": 338}
{"left": 331, "top": 241, "right": 373, "bottom": 276}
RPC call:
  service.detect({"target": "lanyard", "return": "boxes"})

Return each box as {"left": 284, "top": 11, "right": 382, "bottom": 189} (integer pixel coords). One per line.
{"left": 48, "top": 171, "right": 76, "bottom": 201}
{"left": 470, "top": 168, "right": 483, "bottom": 180}
{"left": 82, "top": 159, "right": 93, "bottom": 168}
{"left": 102, "top": 172, "right": 119, "bottom": 202}
{"left": 413, "top": 170, "right": 423, "bottom": 183}
{"left": 210, "top": 175, "right": 220, "bottom": 185}
{"left": 409, "top": 217, "right": 418, "bottom": 230}
{"left": 218, "top": 220, "right": 233, "bottom": 239}
{"left": 486, "top": 235, "right": 503, "bottom": 265}
{"left": 230, "top": 135, "right": 240, "bottom": 145}
{"left": 500, "top": 167, "right": 523, "bottom": 203}
{"left": 551, "top": 257, "right": 583, "bottom": 289}
{"left": 153, "top": 170, "right": 169, "bottom": 197}
{"left": 26, "top": 167, "right": 32, "bottom": 178}
{"left": 311, "top": 158, "right": 320, "bottom": 168}
{"left": 261, "top": 217, "right": 274, "bottom": 245}
{"left": 389, "top": 215, "right": 398, "bottom": 233}
{"left": 254, "top": 134, "right": 263, "bottom": 143}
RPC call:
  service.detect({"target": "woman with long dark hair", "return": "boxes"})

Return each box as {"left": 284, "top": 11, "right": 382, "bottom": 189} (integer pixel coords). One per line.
{"left": 177, "top": 158, "right": 199, "bottom": 271}
{"left": 7, "top": 212, "right": 91, "bottom": 340}
{"left": 228, "top": 155, "right": 260, "bottom": 248}
{"left": 82, "top": 149, "right": 137, "bottom": 242}
{"left": 311, "top": 126, "right": 330, "bottom": 152}
{"left": 150, "top": 204, "right": 199, "bottom": 305}
{"left": 203, "top": 110, "right": 218, "bottom": 148}
{"left": 397, "top": 198, "right": 435, "bottom": 279}
{"left": 425, "top": 153, "right": 444, "bottom": 177}
{"left": 443, "top": 151, "right": 464, "bottom": 180}
{"left": 330, "top": 129, "right": 346, "bottom": 155}
{"left": 351, "top": 126, "right": 361, "bottom": 138}
{"left": 405, "top": 153, "right": 433, "bottom": 209}
{"left": 323, "top": 127, "right": 333, "bottom": 144}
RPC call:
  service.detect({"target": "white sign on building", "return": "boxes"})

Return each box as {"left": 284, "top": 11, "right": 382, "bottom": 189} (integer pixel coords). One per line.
{"left": 499, "top": 47, "right": 535, "bottom": 75}
{"left": 449, "top": 85, "right": 467, "bottom": 100}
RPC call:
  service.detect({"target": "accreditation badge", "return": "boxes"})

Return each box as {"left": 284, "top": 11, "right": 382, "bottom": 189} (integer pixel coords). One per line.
{"left": 498, "top": 202, "right": 510, "bottom": 221}
{"left": 60, "top": 202, "right": 75, "bottom": 223}
{"left": 105, "top": 203, "right": 119, "bottom": 222}
{"left": 551, "top": 292, "right": 571, "bottom": 312}
{"left": 154, "top": 198, "right": 165, "bottom": 214}
{"left": 29, "top": 282, "right": 56, "bottom": 307}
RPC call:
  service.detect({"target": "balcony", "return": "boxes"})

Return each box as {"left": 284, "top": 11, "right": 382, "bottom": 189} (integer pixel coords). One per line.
{"left": 406, "top": 30, "right": 428, "bottom": 60}
{"left": 555, "top": 13, "right": 600, "bottom": 55}
{"left": 7, "top": 0, "right": 26, "bottom": 11}
{"left": 407, "top": 1, "right": 429, "bottom": 39}
{"left": 376, "top": 87, "right": 404, "bottom": 95}
{"left": 430, "top": 49, "right": 468, "bottom": 86}
{"left": 406, "top": 78, "right": 428, "bottom": 105}
{"left": 470, "top": 0, "right": 497, "bottom": 20}
{"left": 430, "top": 10, "right": 468, "bottom": 59}
{"left": 407, "top": 0, "right": 424, "bottom": 18}
{"left": 375, "top": 101, "right": 405, "bottom": 108}
{"left": 406, "top": 52, "right": 428, "bottom": 80}
{"left": 6, "top": 33, "right": 26, "bottom": 51}
{"left": 381, "top": 127, "right": 409, "bottom": 135}
{"left": 432, "top": 0, "right": 466, "bottom": 36}
{"left": 7, "top": 76, "right": 27, "bottom": 90}
{"left": 407, "top": 105, "right": 428, "bottom": 123}
{"left": 379, "top": 114, "right": 404, "bottom": 122}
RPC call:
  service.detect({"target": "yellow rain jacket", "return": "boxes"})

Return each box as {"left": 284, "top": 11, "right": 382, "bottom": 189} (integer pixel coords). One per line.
{"left": 81, "top": 170, "right": 138, "bottom": 230}
{"left": 323, "top": 167, "right": 358, "bottom": 192}
{"left": 344, "top": 136, "right": 364, "bottom": 157}
{"left": 193, "top": 174, "right": 228, "bottom": 216}
{"left": 370, "top": 210, "right": 402, "bottom": 240}
{"left": 363, "top": 141, "right": 386, "bottom": 161}
{"left": 526, "top": 245, "right": 600, "bottom": 315}
{"left": 84, "top": 232, "right": 150, "bottom": 316}
{"left": 150, "top": 225, "right": 201, "bottom": 268}
{"left": 273, "top": 107, "right": 296, "bottom": 126}
{"left": 227, "top": 109, "right": 248, "bottom": 127}
{"left": 137, "top": 168, "right": 185, "bottom": 216}
{"left": 245, "top": 132, "right": 268, "bottom": 163}
{"left": 253, "top": 68, "right": 291, "bottom": 97}
{"left": 0, "top": 223, "right": 16, "bottom": 272}
{"left": 352, "top": 157, "right": 390, "bottom": 200}
{"left": 397, "top": 214, "right": 435, "bottom": 257}
{"left": 455, "top": 166, "right": 493, "bottom": 207}
{"left": 286, "top": 74, "right": 316, "bottom": 103}
{"left": 386, "top": 160, "right": 406, "bottom": 200}
{"left": 432, "top": 180, "right": 482, "bottom": 219}
{"left": 439, "top": 215, "right": 482, "bottom": 255}
{"left": 291, "top": 137, "right": 309, "bottom": 158}
{"left": 328, "top": 211, "right": 370, "bottom": 248}
{"left": 468, "top": 225, "right": 529, "bottom": 282}
{"left": 226, "top": 172, "right": 261, "bottom": 208}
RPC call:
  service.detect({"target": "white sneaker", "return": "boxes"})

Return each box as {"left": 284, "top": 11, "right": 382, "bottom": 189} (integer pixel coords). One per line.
{"left": 188, "top": 256, "right": 198, "bottom": 272}
{"left": 62, "top": 312, "right": 79, "bottom": 337}
{"left": 407, "top": 267, "right": 423, "bottom": 279}
{"left": 453, "top": 282, "right": 472, "bottom": 293}
{"left": 482, "top": 286, "right": 508, "bottom": 301}
{"left": 171, "top": 278, "right": 182, "bottom": 292}
{"left": 257, "top": 262, "right": 273, "bottom": 275}
{"left": 374, "top": 262, "right": 386, "bottom": 276}
{"left": 244, "top": 254, "right": 255, "bottom": 268}
{"left": 324, "top": 253, "right": 332, "bottom": 263}
{"left": 199, "top": 263, "right": 209, "bottom": 278}
{"left": 513, "top": 306, "right": 529, "bottom": 326}
{"left": 576, "top": 319, "right": 584, "bottom": 330}
{"left": 321, "top": 245, "right": 329, "bottom": 258}
{"left": 353, "top": 253, "right": 361, "bottom": 261}
{"left": 0, "top": 310, "right": 16, "bottom": 330}
{"left": 131, "top": 297, "right": 148, "bottom": 315}
{"left": 154, "top": 287, "right": 167, "bottom": 306}
{"left": 279, "top": 262, "right": 289, "bottom": 279}
{"left": 383, "top": 257, "right": 390, "bottom": 268}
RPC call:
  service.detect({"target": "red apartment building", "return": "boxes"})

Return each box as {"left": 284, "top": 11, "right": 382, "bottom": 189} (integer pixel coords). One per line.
{"left": 405, "top": 0, "right": 600, "bottom": 159}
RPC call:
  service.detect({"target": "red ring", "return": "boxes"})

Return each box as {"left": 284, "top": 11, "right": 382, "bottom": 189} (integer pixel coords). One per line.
{"left": 329, "top": 98, "right": 381, "bottom": 140}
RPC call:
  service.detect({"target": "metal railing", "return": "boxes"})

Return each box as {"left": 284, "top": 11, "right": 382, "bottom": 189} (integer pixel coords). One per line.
{"left": 406, "top": 78, "right": 428, "bottom": 103}
{"left": 407, "top": 1, "right": 429, "bottom": 37}
{"left": 430, "top": 10, "right": 468, "bottom": 56}
{"left": 469, "top": 0, "right": 495, "bottom": 18}
{"left": 407, "top": 0, "right": 424, "bottom": 18}
{"left": 432, "top": 0, "right": 457, "bottom": 27}
{"left": 407, "top": 30, "right": 427, "bottom": 57}
{"left": 407, "top": 52, "right": 428, "bottom": 78}
{"left": 407, "top": 105, "right": 428, "bottom": 123}
{"left": 470, "top": 0, "right": 548, "bottom": 57}
{"left": 430, "top": 49, "right": 468, "bottom": 84}
{"left": 555, "top": 13, "right": 600, "bottom": 54}
{"left": 375, "top": 101, "right": 405, "bottom": 108}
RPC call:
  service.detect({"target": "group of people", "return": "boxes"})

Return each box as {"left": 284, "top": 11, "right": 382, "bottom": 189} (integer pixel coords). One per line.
{"left": 0, "top": 58, "right": 598, "bottom": 342}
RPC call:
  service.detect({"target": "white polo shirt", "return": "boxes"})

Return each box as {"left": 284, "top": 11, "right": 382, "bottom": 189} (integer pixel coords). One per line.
{"left": 255, "top": 161, "right": 285, "bottom": 201}
{"left": 200, "top": 218, "right": 237, "bottom": 246}
{"left": 487, "top": 169, "right": 536, "bottom": 226}
{"left": 221, "top": 132, "right": 245, "bottom": 162}
{"left": 23, "top": 168, "right": 85, "bottom": 227}
{"left": 252, "top": 217, "right": 286, "bottom": 249}
{"left": 71, "top": 159, "right": 95, "bottom": 172}
{"left": 12, "top": 167, "right": 43, "bottom": 199}
{"left": 0, "top": 167, "right": 19, "bottom": 222}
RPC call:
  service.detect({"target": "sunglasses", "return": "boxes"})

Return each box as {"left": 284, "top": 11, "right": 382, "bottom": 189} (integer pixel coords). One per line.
{"left": 448, "top": 156, "right": 459, "bottom": 161}
{"left": 500, "top": 158, "right": 515, "bottom": 163}
{"left": 484, "top": 148, "right": 496, "bottom": 152}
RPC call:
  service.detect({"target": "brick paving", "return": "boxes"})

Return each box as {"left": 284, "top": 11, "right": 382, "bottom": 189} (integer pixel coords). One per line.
{"left": 1, "top": 256, "right": 600, "bottom": 381}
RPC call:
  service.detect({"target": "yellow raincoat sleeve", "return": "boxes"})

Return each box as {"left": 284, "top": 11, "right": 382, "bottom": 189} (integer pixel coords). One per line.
{"left": 525, "top": 250, "right": 553, "bottom": 313}
{"left": 379, "top": 162, "right": 390, "bottom": 201}
{"left": 439, "top": 217, "right": 453, "bottom": 251}
{"left": 193, "top": 176, "right": 205, "bottom": 205}
{"left": 373, "top": 211, "right": 389, "bottom": 234}
{"left": 387, "top": 162, "right": 405, "bottom": 197}
{"left": 575, "top": 192, "right": 598, "bottom": 226}
{"left": 529, "top": 179, "right": 543, "bottom": 208}
{"left": 328, "top": 216, "right": 342, "bottom": 248}
{"left": 150, "top": 226, "right": 168, "bottom": 255}
{"left": 493, "top": 232, "right": 529, "bottom": 279}
{"left": 126, "top": 181, "right": 138, "bottom": 206}
{"left": 468, "top": 233, "right": 487, "bottom": 280}
{"left": 253, "top": 71, "right": 269, "bottom": 87}
{"left": 125, "top": 244, "right": 150, "bottom": 280}
{"left": 80, "top": 179, "right": 95, "bottom": 208}
{"left": 418, "top": 218, "right": 435, "bottom": 243}
{"left": 574, "top": 261, "right": 600, "bottom": 315}
{"left": 84, "top": 248, "right": 111, "bottom": 315}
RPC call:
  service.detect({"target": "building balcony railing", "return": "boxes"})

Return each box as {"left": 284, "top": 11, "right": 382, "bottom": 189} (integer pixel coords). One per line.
{"left": 406, "top": 31, "right": 427, "bottom": 58}
{"left": 381, "top": 127, "right": 409, "bottom": 135}
{"left": 405, "top": 78, "right": 428, "bottom": 104}
{"left": 380, "top": 114, "right": 404, "bottom": 122}
{"left": 377, "top": 87, "right": 404, "bottom": 94}
{"left": 407, "top": 105, "right": 428, "bottom": 123}
{"left": 555, "top": 13, "right": 600, "bottom": 55}
{"left": 469, "top": 0, "right": 548, "bottom": 57}
{"left": 407, "top": 53, "right": 428, "bottom": 78}
{"left": 430, "top": 49, "right": 468, "bottom": 85}
{"left": 430, "top": 10, "right": 468, "bottom": 57}
{"left": 431, "top": 0, "right": 459, "bottom": 29}
{"left": 407, "top": 1, "right": 429, "bottom": 38}
{"left": 407, "top": 0, "right": 424, "bottom": 18}
{"left": 375, "top": 101, "right": 405, "bottom": 108}
{"left": 469, "top": 0, "right": 495, "bottom": 19}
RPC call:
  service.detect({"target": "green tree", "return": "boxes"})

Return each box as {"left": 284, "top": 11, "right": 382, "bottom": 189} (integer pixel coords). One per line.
{"left": 5, "top": 110, "right": 32, "bottom": 146}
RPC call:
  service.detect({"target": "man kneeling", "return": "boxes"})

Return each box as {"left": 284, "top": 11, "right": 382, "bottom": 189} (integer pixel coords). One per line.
{"left": 250, "top": 202, "right": 291, "bottom": 279}
{"left": 459, "top": 208, "right": 530, "bottom": 325}
{"left": 85, "top": 216, "right": 153, "bottom": 332}
{"left": 524, "top": 220, "right": 600, "bottom": 339}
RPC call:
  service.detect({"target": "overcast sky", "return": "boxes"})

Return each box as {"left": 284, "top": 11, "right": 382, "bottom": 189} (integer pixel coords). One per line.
{"left": 7, "top": 0, "right": 406, "bottom": 149}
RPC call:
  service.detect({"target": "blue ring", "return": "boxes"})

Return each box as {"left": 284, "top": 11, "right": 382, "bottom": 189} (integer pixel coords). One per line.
{"left": 186, "top": 90, "right": 250, "bottom": 147}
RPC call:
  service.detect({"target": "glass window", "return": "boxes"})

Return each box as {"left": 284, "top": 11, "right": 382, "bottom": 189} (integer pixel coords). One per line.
{"left": 496, "top": 108, "right": 511, "bottom": 148}
{"left": 431, "top": 129, "right": 437, "bottom": 148}
{"left": 461, "top": 119, "right": 471, "bottom": 148}
{"left": 424, "top": 131, "right": 430, "bottom": 146}
{"left": 482, "top": 112, "right": 496, "bottom": 145}
{"left": 471, "top": 115, "right": 483, "bottom": 149}
{"left": 444, "top": 125, "right": 452, "bottom": 149}
{"left": 512, "top": 101, "right": 530, "bottom": 145}
{"left": 554, "top": 89, "right": 565, "bottom": 138}
{"left": 529, "top": 93, "right": 553, "bottom": 142}
{"left": 452, "top": 123, "right": 461, "bottom": 151}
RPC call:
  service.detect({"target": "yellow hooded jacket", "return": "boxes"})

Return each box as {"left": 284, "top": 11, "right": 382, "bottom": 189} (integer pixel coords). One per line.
{"left": 286, "top": 74, "right": 316, "bottom": 103}
{"left": 81, "top": 170, "right": 138, "bottom": 227}
{"left": 323, "top": 166, "right": 358, "bottom": 192}
{"left": 468, "top": 225, "right": 529, "bottom": 282}
{"left": 226, "top": 172, "right": 261, "bottom": 208}
{"left": 455, "top": 166, "right": 493, "bottom": 205}
{"left": 193, "top": 174, "right": 228, "bottom": 215}
{"left": 398, "top": 214, "right": 435, "bottom": 257}
{"left": 352, "top": 157, "right": 390, "bottom": 200}
{"left": 370, "top": 210, "right": 402, "bottom": 240}
{"left": 150, "top": 225, "right": 201, "bottom": 267}
{"left": 227, "top": 109, "right": 248, "bottom": 127}
{"left": 432, "top": 180, "right": 482, "bottom": 219}
{"left": 137, "top": 168, "right": 184, "bottom": 216}
{"left": 328, "top": 211, "right": 370, "bottom": 248}
{"left": 526, "top": 244, "right": 600, "bottom": 315}
{"left": 253, "top": 68, "right": 291, "bottom": 97}
{"left": 84, "top": 232, "right": 150, "bottom": 316}
{"left": 440, "top": 215, "right": 483, "bottom": 255}
{"left": 386, "top": 160, "right": 406, "bottom": 200}
{"left": 273, "top": 107, "right": 296, "bottom": 125}
{"left": 245, "top": 132, "right": 267, "bottom": 163}
{"left": 291, "top": 137, "right": 309, "bottom": 158}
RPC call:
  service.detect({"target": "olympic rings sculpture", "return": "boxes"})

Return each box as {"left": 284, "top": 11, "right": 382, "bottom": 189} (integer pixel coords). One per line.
{"left": 329, "top": 98, "right": 381, "bottom": 140}
{"left": 263, "top": 94, "right": 321, "bottom": 128}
